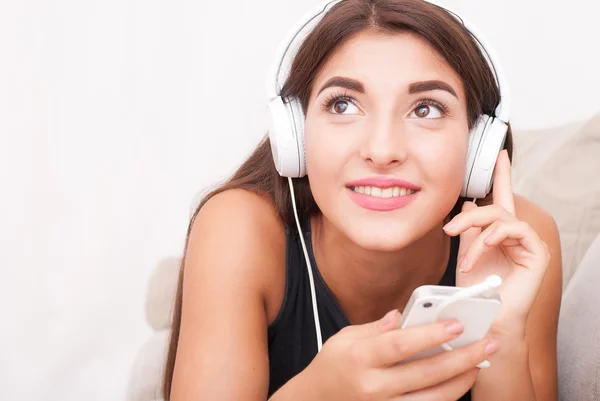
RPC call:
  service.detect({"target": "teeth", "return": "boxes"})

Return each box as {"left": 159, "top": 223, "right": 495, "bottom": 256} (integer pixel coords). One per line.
{"left": 381, "top": 188, "right": 393, "bottom": 198}
{"left": 352, "top": 186, "right": 416, "bottom": 198}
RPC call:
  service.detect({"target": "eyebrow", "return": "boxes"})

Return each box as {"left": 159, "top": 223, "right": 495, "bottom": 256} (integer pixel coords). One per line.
{"left": 409, "top": 80, "right": 458, "bottom": 99}
{"left": 317, "top": 76, "right": 365, "bottom": 96}
{"left": 316, "top": 76, "right": 458, "bottom": 99}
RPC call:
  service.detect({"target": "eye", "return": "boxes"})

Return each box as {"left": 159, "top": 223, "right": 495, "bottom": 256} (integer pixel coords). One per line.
{"left": 331, "top": 99, "right": 359, "bottom": 115}
{"left": 321, "top": 93, "right": 361, "bottom": 115}
{"left": 410, "top": 99, "right": 449, "bottom": 119}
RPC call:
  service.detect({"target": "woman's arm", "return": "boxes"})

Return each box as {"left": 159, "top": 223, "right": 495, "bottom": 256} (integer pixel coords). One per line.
{"left": 472, "top": 195, "right": 562, "bottom": 401}
{"left": 169, "top": 189, "right": 287, "bottom": 401}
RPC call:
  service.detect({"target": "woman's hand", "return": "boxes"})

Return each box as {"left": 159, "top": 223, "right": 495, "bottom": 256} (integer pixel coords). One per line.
{"left": 443, "top": 149, "right": 551, "bottom": 333}
{"left": 283, "top": 310, "right": 500, "bottom": 401}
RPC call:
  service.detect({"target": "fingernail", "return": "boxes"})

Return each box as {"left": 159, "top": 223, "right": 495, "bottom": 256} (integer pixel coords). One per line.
{"left": 484, "top": 230, "right": 495, "bottom": 245}
{"left": 444, "top": 320, "right": 464, "bottom": 335}
{"left": 485, "top": 340, "right": 500, "bottom": 355}
{"left": 458, "top": 257, "right": 468, "bottom": 272}
{"left": 381, "top": 309, "right": 397, "bottom": 325}
{"left": 443, "top": 221, "right": 456, "bottom": 231}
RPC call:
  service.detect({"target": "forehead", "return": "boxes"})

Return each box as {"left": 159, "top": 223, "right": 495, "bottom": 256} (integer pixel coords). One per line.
{"left": 312, "top": 30, "right": 465, "bottom": 99}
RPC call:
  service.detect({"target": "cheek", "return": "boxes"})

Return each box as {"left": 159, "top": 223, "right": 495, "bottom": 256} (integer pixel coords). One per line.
{"left": 412, "top": 132, "right": 469, "bottom": 188}
{"left": 304, "top": 117, "right": 356, "bottom": 181}
{"left": 304, "top": 117, "right": 360, "bottom": 214}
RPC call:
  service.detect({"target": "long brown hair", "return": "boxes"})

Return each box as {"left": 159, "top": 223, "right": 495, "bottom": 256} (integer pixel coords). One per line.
{"left": 162, "top": 0, "right": 513, "bottom": 398}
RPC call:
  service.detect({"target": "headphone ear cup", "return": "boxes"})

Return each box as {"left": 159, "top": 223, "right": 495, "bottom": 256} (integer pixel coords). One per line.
{"left": 462, "top": 115, "right": 490, "bottom": 198}
{"left": 462, "top": 115, "right": 508, "bottom": 198}
{"left": 288, "top": 98, "right": 307, "bottom": 177}
{"left": 267, "top": 96, "right": 306, "bottom": 177}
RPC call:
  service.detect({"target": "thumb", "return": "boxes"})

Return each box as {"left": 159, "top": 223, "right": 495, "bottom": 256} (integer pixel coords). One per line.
{"left": 345, "top": 309, "right": 402, "bottom": 339}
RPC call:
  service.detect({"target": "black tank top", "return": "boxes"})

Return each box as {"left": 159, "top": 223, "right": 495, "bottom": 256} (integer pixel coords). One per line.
{"left": 267, "top": 218, "right": 470, "bottom": 401}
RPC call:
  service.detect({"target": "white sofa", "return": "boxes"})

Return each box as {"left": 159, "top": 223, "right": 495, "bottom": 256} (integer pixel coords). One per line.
{"left": 558, "top": 233, "right": 600, "bottom": 399}
{"left": 128, "top": 112, "right": 600, "bottom": 401}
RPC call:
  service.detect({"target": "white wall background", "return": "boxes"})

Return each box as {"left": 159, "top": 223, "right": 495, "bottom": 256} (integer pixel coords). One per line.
{"left": 1, "top": 0, "right": 598, "bottom": 400}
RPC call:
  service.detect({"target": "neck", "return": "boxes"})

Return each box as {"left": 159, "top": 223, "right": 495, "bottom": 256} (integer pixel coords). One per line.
{"left": 310, "top": 214, "right": 452, "bottom": 325}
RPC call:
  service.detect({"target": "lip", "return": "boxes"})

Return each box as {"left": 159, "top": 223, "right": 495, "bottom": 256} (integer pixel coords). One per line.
{"left": 346, "top": 187, "right": 418, "bottom": 211}
{"left": 345, "top": 176, "right": 421, "bottom": 191}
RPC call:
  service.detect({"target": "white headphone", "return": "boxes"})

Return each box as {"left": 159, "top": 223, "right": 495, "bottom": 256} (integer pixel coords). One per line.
{"left": 266, "top": 0, "right": 511, "bottom": 199}
{"left": 265, "top": 0, "right": 511, "bottom": 353}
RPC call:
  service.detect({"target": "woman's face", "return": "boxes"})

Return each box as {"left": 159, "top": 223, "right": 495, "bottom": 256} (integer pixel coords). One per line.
{"left": 304, "top": 30, "right": 470, "bottom": 251}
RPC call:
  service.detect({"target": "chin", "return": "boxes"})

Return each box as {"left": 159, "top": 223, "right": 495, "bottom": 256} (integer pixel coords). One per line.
{"left": 341, "top": 218, "right": 428, "bottom": 252}
{"left": 332, "top": 194, "right": 455, "bottom": 252}
{"left": 316, "top": 187, "right": 459, "bottom": 252}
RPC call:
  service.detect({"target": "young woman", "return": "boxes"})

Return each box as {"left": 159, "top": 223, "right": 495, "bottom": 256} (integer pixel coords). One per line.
{"left": 164, "top": 1, "right": 562, "bottom": 400}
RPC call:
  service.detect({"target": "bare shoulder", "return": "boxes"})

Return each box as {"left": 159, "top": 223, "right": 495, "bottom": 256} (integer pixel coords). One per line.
{"left": 187, "top": 188, "right": 287, "bottom": 322}
{"left": 513, "top": 193, "right": 562, "bottom": 284}
{"left": 513, "top": 192, "right": 563, "bottom": 399}
{"left": 513, "top": 195, "right": 562, "bottom": 259}
{"left": 190, "top": 188, "right": 286, "bottom": 255}
{"left": 514, "top": 194, "right": 558, "bottom": 234}
{"left": 170, "top": 189, "right": 287, "bottom": 400}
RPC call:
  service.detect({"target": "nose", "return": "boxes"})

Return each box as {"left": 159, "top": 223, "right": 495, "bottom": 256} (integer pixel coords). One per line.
{"left": 359, "top": 116, "right": 408, "bottom": 170}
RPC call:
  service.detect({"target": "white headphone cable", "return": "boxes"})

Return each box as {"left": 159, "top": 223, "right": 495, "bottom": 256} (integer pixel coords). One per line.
{"left": 286, "top": 182, "right": 481, "bottom": 354}
{"left": 287, "top": 177, "right": 324, "bottom": 352}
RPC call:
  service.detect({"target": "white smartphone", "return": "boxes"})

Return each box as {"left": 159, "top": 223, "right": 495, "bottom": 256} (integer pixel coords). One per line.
{"left": 398, "top": 284, "right": 502, "bottom": 362}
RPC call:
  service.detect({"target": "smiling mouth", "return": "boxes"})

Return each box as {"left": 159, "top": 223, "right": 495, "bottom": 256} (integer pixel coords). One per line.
{"left": 349, "top": 185, "right": 418, "bottom": 198}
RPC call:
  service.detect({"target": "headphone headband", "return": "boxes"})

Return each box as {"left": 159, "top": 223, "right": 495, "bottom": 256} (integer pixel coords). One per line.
{"left": 266, "top": 0, "right": 343, "bottom": 101}
{"left": 266, "top": 0, "right": 510, "bottom": 122}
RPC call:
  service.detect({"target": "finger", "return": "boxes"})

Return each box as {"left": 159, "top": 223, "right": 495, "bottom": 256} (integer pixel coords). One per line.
{"left": 458, "top": 221, "right": 503, "bottom": 273}
{"left": 476, "top": 221, "right": 546, "bottom": 264}
{"left": 343, "top": 309, "right": 402, "bottom": 340}
{"left": 386, "top": 338, "right": 499, "bottom": 395}
{"left": 397, "top": 368, "right": 479, "bottom": 401}
{"left": 492, "top": 149, "right": 516, "bottom": 215}
{"left": 443, "top": 204, "right": 516, "bottom": 237}
{"left": 461, "top": 220, "right": 546, "bottom": 273}
{"left": 361, "top": 319, "right": 464, "bottom": 367}
{"left": 454, "top": 201, "right": 481, "bottom": 266}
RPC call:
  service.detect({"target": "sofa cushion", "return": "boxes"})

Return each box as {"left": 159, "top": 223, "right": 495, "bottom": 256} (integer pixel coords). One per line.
{"left": 558, "top": 233, "right": 600, "bottom": 400}
{"left": 146, "top": 257, "right": 180, "bottom": 330}
{"left": 512, "top": 113, "right": 600, "bottom": 289}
